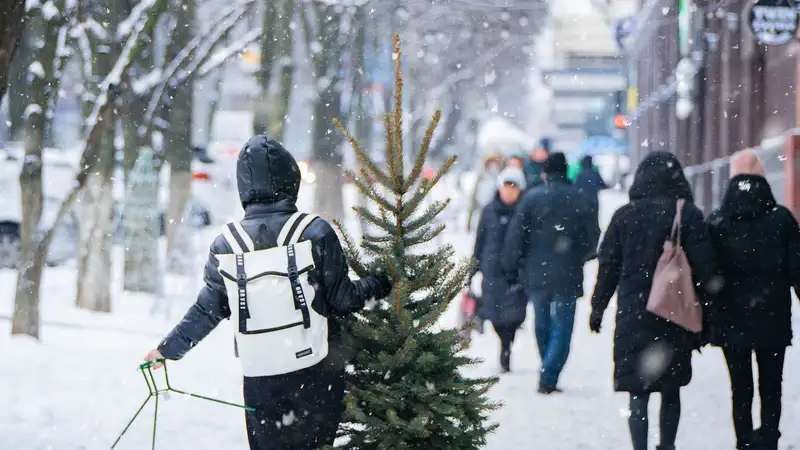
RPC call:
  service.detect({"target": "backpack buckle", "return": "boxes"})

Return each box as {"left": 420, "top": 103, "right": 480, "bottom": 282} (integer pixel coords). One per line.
{"left": 236, "top": 273, "right": 247, "bottom": 284}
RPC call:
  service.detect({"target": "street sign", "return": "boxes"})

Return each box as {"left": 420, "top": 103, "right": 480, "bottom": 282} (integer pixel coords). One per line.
{"left": 749, "top": 0, "right": 799, "bottom": 46}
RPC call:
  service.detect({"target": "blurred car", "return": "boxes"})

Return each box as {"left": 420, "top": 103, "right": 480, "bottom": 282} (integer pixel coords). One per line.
{"left": 0, "top": 149, "right": 80, "bottom": 269}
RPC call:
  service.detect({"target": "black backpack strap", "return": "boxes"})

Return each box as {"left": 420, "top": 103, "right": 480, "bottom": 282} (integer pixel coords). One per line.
{"left": 286, "top": 244, "right": 311, "bottom": 329}
{"left": 235, "top": 253, "right": 250, "bottom": 333}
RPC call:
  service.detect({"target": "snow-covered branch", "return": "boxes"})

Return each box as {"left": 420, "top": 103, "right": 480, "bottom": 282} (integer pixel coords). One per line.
{"left": 196, "top": 28, "right": 262, "bottom": 77}
{"left": 141, "top": 0, "right": 256, "bottom": 127}
{"left": 116, "top": 0, "right": 157, "bottom": 41}
{"left": 86, "top": 0, "right": 165, "bottom": 129}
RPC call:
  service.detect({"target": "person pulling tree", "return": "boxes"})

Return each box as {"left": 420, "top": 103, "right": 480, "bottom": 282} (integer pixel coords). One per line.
{"left": 143, "top": 135, "right": 392, "bottom": 450}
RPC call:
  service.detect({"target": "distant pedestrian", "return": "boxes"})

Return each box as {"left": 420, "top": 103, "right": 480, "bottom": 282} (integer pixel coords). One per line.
{"left": 502, "top": 152, "right": 599, "bottom": 393}
{"left": 573, "top": 155, "right": 608, "bottom": 222}
{"left": 589, "top": 151, "right": 719, "bottom": 450}
{"left": 467, "top": 152, "right": 503, "bottom": 231}
{"left": 706, "top": 150, "right": 800, "bottom": 450}
{"left": 524, "top": 138, "right": 551, "bottom": 188}
{"left": 471, "top": 167, "right": 527, "bottom": 372}
{"left": 505, "top": 153, "right": 526, "bottom": 171}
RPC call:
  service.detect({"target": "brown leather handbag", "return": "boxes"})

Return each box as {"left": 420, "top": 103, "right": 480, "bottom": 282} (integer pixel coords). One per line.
{"left": 646, "top": 199, "right": 703, "bottom": 333}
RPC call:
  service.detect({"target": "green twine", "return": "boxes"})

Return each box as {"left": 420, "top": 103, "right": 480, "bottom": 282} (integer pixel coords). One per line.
{"left": 111, "top": 358, "right": 254, "bottom": 449}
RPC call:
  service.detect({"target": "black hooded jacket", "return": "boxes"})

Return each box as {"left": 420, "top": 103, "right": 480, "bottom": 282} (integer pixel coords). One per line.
{"left": 707, "top": 174, "right": 800, "bottom": 349}
{"left": 590, "top": 152, "right": 719, "bottom": 392}
{"left": 157, "top": 136, "right": 391, "bottom": 362}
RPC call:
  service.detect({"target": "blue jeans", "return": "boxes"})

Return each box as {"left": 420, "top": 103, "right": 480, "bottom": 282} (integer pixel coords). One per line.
{"left": 530, "top": 291, "right": 577, "bottom": 388}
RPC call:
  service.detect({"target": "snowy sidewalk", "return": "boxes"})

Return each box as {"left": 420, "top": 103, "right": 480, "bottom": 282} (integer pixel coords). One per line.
{"left": 1, "top": 190, "right": 799, "bottom": 449}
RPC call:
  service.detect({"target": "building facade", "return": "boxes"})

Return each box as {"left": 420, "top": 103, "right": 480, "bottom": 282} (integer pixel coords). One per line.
{"left": 627, "top": 0, "right": 796, "bottom": 212}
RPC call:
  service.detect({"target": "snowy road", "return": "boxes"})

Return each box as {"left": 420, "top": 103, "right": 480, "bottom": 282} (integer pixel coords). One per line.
{"left": 2, "top": 191, "right": 799, "bottom": 449}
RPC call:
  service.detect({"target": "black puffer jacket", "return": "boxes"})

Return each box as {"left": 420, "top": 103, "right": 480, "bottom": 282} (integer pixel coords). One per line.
{"left": 157, "top": 135, "right": 391, "bottom": 364}
{"left": 473, "top": 195, "right": 526, "bottom": 326}
{"left": 501, "top": 174, "right": 600, "bottom": 299}
{"left": 591, "top": 152, "right": 719, "bottom": 393}
{"left": 707, "top": 174, "right": 800, "bottom": 349}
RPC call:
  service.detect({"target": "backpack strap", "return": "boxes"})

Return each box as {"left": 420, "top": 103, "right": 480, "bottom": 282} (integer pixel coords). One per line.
{"left": 286, "top": 243, "right": 311, "bottom": 329}
{"left": 235, "top": 253, "right": 250, "bottom": 333}
{"left": 221, "top": 222, "right": 254, "bottom": 253}
{"left": 278, "top": 212, "right": 304, "bottom": 246}
{"left": 288, "top": 214, "right": 319, "bottom": 245}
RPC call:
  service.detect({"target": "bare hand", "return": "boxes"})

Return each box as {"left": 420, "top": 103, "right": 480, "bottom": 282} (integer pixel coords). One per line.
{"left": 143, "top": 349, "right": 165, "bottom": 369}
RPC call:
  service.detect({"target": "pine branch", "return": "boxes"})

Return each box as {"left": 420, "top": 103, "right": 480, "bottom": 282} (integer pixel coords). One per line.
{"left": 404, "top": 223, "right": 446, "bottom": 248}
{"left": 348, "top": 169, "right": 397, "bottom": 214}
{"left": 334, "top": 118, "right": 392, "bottom": 188}
{"left": 353, "top": 206, "right": 399, "bottom": 235}
{"left": 383, "top": 114, "right": 401, "bottom": 194}
{"left": 391, "top": 33, "right": 405, "bottom": 183}
{"left": 332, "top": 219, "right": 370, "bottom": 277}
{"left": 405, "top": 110, "right": 441, "bottom": 191}
{"left": 398, "top": 179, "right": 432, "bottom": 222}
{"left": 403, "top": 199, "right": 450, "bottom": 234}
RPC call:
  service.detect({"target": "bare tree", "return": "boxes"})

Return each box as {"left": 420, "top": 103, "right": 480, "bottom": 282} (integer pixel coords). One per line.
{"left": 163, "top": 0, "right": 197, "bottom": 257}
{"left": 0, "top": 0, "right": 26, "bottom": 104}
{"left": 12, "top": 0, "right": 164, "bottom": 337}
{"left": 303, "top": 2, "right": 350, "bottom": 221}
{"left": 121, "top": 0, "right": 262, "bottom": 292}
{"left": 73, "top": 0, "right": 130, "bottom": 312}
{"left": 253, "top": 0, "right": 294, "bottom": 140}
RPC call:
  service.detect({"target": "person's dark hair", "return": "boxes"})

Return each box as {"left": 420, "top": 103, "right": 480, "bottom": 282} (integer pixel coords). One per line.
{"left": 580, "top": 155, "right": 593, "bottom": 169}
{"left": 628, "top": 151, "right": 693, "bottom": 201}
{"left": 543, "top": 152, "right": 568, "bottom": 176}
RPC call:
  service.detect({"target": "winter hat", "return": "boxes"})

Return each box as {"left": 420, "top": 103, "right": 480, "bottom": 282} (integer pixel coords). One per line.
{"left": 730, "top": 150, "right": 766, "bottom": 178}
{"left": 543, "top": 152, "right": 568, "bottom": 176}
{"left": 497, "top": 167, "right": 527, "bottom": 190}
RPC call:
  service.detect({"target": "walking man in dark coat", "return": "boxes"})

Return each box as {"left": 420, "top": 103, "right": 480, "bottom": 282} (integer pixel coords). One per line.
{"left": 502, "top": 152, "right": 600, "bottom": 393}
{"left": 143, "top": 135, "right": 392, "bottom": 449}
{"left": 573, "top": 154, "right": 607, "bottom": 215}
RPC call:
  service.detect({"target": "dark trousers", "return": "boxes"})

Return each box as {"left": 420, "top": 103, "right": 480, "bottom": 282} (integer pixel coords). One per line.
{"left": 723, "top": 347, "right": 786, "bottom": 450}
{"left": 530, "top": 291, "right": 576, "bottom": 388}
{"left": 243, "top": 364, "right": 346, "bottom": 450}
{"left": 494, "top": 322, "right": 521, "bottom": 369}
{"left": 628, "top": 390, "right": 681, "bottom": 450}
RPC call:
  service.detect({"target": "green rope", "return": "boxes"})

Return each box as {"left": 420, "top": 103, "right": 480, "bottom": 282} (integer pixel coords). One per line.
{"left": 111, "top": 358, "right": 254, "bottom": 449}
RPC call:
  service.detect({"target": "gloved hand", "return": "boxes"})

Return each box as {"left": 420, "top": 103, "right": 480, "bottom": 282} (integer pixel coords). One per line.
{"left": 373, "top": 273, "right": 393, "bottom": 299}
{"left": 589, "top": 310, "right": 603, "bottom": 333}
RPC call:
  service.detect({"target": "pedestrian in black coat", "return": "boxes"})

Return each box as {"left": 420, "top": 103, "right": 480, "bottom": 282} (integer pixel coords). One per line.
{"left": 502, "top": 152, "right": 600, "bottom": 393}
{"left": 472, "top": 167, "right": 527, "bottom": 372}
{"left": 589, "top": 151, "right": 719, "bottom": 450}
{"left": 574, "top": 155, "right": 608, "bottom": 213}
{"left": 706, "top": 150, "right": 800, "bottom": 450}
{"left": 143, "top": 135, "right": 392, "bottom": 450}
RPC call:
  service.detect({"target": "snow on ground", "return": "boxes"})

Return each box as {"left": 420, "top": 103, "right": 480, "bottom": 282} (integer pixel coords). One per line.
{"left": 1, "top": 190, "right": 799, "bottom": 449}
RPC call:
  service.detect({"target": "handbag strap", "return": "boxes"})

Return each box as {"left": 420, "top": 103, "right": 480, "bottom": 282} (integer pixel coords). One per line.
{"left": 670, "top": 199, "right": 686, "bottom": 247}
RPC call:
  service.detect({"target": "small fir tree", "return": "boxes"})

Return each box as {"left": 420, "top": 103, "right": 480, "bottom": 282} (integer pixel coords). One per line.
{"left": 330, "top": 34, "right": 499, "bottom": 449}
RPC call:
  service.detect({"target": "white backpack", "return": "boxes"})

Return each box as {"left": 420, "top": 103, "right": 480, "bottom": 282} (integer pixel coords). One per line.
{"left": 216, "top": 212, "right": 328, "bottom": 377}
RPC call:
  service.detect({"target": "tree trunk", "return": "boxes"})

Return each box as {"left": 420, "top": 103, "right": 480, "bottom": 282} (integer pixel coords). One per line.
{"left": 6, "top": 25, "right": 31, "bottom": 141}
{"left": 12, "top": 7, "right": 62, "bottom": 338}
{"left": 312, "top": 86, "right": 344, "bottom": 221}
{"left": 166, "top": 170, "right": 191, "bottom": 255}
{"left": 163, "top": 0, "right": 195, "bottom": 256}
{"left": 74, "top": 149, "right": 114, "bottom": 312}
{"left": 74, "top": 0, "right": 122, "bottom": 312}
{"left": 255, "top": 0, "right": 293, "bottom": 140}
{"left": 0, "top": 0, "right": 26, "bottom": 105}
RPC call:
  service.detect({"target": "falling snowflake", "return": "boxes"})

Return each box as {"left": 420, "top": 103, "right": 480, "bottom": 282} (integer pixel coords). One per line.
{"left": 738, "top": 180, "right": 751, "bottom": 192}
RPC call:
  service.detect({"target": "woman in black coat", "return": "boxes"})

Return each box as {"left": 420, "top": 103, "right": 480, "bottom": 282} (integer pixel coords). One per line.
{"left": 706, "top": 151, "right": 800, "bottom": 450}
{"left": 472, "top": 167, "right": 527, "bottom": 373}
{"left": 589, "top": 152, "right": 719, "bottom": 450}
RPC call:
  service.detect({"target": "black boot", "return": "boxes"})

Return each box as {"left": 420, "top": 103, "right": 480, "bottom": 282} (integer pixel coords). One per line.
{"left": 655, "top": 446, "right": 675, "bottom": 450}
{"left": 500, "top": 350, "right": 510, "bottom": 373}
